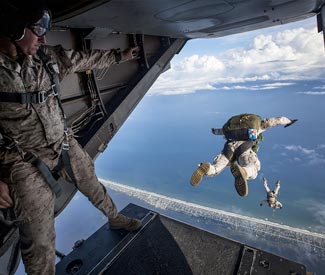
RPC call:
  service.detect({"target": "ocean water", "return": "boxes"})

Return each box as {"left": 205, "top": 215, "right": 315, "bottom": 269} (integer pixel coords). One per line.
{"left": 96, "top": 80, "right": 325, "bottom": 235}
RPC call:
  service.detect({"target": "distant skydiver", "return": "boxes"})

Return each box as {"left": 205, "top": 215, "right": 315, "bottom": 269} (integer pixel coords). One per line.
{"left": 259, "top": 177, "right": 283, "bottom": 209}
{"left": 190, "top": 114, "right": 297, "bottom": 197}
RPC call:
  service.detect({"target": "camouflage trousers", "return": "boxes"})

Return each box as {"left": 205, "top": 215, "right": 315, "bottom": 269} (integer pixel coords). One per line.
{"left": 8, "top": 137, "right": 117, "bottom": 275}
{"left": 206, "top": 141, "right": 261, "bottom": 180}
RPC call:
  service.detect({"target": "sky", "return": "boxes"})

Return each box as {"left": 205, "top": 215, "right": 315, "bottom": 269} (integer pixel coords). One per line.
{"left": 148, "top": 17, "right": 324, "bottom": 96}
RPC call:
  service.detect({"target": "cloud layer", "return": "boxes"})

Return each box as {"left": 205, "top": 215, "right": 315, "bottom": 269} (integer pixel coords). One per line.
{"left": 273, "top": 144, "right": 325, "bottom": 166}
{"left": 149, "top": 24, "right": 324, "bottom": 95}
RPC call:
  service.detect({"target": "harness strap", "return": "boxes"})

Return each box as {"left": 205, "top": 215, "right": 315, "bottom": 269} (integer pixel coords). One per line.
{"left": 37, "top": 46, "right": 70, "bottom": 146}
{"left": 234, "top": 140, "right": 255, "bottom": 160}
{"left": 0, "top": 47, "right": 76, "bottom": 198}
{"left": 0, "top": 89, "right": 56, "bottom": 104}
{"left": 61, "top": 150, "right": 76, "bottom": 182}
{"left": 223, "top": 140, "right": 256, "bottom": 162}
{"left": 0, "top": 133, "right": 18, "bottom": 150}
{"left": 37, "top": 47, "right": 60, "bottom": 96}
{"left": 37, "top": 47, "right": 77, "bottom": 187}
{"left": 223, "top": 142, "right": 235, "bottom": 161}
{"left": 0, "top": 46, "right": 59, "bottom": 105}
{"left": 24, "top": 152, "right": 61, "bottom": 198}
{"left": 52, "top": 149, "right": 77, "bottom": 183}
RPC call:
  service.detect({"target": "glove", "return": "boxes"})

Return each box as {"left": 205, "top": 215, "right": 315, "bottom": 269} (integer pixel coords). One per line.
{"left": 121, "top": 46, "right": 140, "bottom": 61}
{"left": 211, "top": 128, "right": 217, "bottom": 135}
{"left": 284, "top": 119, "right": 298, "bottom": 128}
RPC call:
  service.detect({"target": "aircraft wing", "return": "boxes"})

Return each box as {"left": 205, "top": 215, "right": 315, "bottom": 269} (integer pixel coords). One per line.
{"left": 54, "top": 0, "right": 321, "bottom": 39}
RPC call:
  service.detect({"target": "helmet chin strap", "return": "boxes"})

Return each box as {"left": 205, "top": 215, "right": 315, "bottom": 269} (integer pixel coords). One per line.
{"left": 11, "top": 38, "right": 26, "bottom": 63}
{"left": 14, "top": 28, "right": 26, "bottom": 42}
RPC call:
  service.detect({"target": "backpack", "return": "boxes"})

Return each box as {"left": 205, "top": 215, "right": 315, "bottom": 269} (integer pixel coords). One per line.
{"left": 222, "top": 114, "right": 262, "bottom": 141}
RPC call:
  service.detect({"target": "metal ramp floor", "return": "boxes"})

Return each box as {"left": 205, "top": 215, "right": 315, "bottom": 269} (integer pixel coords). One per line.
{"left": 56, "top": 204, "right": 307, "bottom": 275}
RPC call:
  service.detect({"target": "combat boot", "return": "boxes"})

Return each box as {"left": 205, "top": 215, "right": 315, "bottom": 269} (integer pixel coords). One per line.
{"left": 230, "top": 164, "right": 248, "bottom": 197}
{"left": 109, "top": 214, "right": 142, "bottom": 231}
{"left": 190, "top": 162, "right": 210, "bottom": 186}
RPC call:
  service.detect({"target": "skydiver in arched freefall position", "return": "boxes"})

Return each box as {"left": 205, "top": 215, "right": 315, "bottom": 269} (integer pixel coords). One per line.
{"left": 190, "top": 114, "right": 297, "bottom": 197}
{"left": 260, "top": 177, "right": 283, "bottom": 209}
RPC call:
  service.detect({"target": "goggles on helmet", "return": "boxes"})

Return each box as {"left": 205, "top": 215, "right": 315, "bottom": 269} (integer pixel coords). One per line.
{"left": 27, "top": 10, "right": 51, "bottom": 37}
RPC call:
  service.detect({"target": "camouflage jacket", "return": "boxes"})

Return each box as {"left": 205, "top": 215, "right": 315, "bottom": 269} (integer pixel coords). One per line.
{"left": 0, "top": 45, "right": 119, "bottom": 165}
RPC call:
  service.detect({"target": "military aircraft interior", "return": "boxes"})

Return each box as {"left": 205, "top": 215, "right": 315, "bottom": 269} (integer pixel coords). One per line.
{"left": 0, "top": 0, "right": 324, "bottom": 274}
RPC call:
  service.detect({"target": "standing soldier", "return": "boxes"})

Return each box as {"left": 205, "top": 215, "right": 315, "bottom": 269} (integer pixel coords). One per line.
{"left": 190, "top": 114, "right": 297, "bottom": 197}
{"left": 260, "top": 177, "right": 283, "bottom": 209}
{"left": 0, "top": 4, "right": 141, "bottom": 275}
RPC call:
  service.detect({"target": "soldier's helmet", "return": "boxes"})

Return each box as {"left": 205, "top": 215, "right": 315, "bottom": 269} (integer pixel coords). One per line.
{"left": 0, "top": 2, "right": 51, "bottom": 41}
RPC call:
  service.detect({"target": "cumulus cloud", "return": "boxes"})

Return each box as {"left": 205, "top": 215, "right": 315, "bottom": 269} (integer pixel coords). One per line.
{"left": 221, "top": 82, "right": 295, "bottom": 91}
{"left": 150, "top": 54, "right": 223, "bottom": 95}
{"left": 174, "top": 54, "right": 225, "bottom": 73}
{"left": 275, "top": 144, "right": 325, "bottom": 165}
{"left": 297, "top": 91, "right": 325, "bottom": 95}
{"left": 149, "top": 24, "right": 324, "bottom": 96}
{"left": 313, "top": 86, "right": 325, "bottom": 89}
{"left": 285, "top": 145, "right": 315, "bottom": 155}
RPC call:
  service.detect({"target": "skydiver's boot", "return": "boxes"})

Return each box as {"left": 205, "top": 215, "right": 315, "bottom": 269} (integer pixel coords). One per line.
{"left": 230, "top": 164, "right": 248, "bottom": 197}
{"left": 190, "top": 162, "right": 210, "bottom": 186}
{"left": 109, "top": 214, "right": 142, "bottom": 231}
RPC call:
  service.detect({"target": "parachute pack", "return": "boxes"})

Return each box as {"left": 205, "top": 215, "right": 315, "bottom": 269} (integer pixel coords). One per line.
{"left": 222, "top": 114, "right": 262, "bottom": 141}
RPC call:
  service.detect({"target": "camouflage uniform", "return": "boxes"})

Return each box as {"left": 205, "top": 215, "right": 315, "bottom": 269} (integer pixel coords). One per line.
{"left": 0, "top": 45, "right": 121, "bottom": 275}
{"left": 205, "top": 117, "right": 292, "bottom": 179}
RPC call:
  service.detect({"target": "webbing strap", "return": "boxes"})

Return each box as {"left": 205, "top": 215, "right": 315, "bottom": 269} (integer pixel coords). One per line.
{"left": 0, "top": 90, "right": 55, "bottom": 104}
{"left": 223, "top": 142, "right": 235, "bottom": 161}
{"left": 26, "top": 47, "right": 76, "bottom": 196}
{"left": 234, "top": 141, "right": 254, "bottom": 160}
{"left": 223, "top": 140, "right": 255, "bottom": 162}
{"left": 53, "top": 149, "right": 77, "bottom": 183}
{"left": 37, "top": 47, "right": 69, "bottom": 137}
{"left": 24, "top": 152, "right": 61, "bottom": 198}
{"left": 61, "top": 150, "right": 76, "bottom": 182}
{"left": 2, "top": 47, "right": 76, "bottom": 197}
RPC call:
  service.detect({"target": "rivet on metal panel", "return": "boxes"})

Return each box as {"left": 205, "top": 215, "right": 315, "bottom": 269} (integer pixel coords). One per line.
{"left": 73, "top": 239, "right": 85, "bottom": 250}
{"left": 66, "top": 259, "right": 83, "bottom": 274}
{"left": 259, "top": 259, "right": 270, "bottom": 269}
{"left": 109, "top": 123, "right": 114, "bottom": 133}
